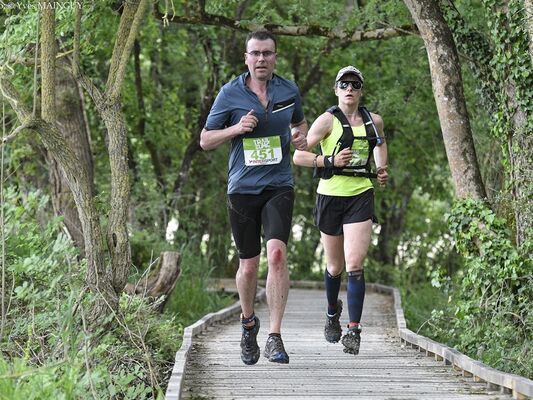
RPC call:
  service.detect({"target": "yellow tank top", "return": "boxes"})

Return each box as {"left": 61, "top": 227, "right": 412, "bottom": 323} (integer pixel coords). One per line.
{"left": 317, "top": 117, "right": 373, "bottom": 196}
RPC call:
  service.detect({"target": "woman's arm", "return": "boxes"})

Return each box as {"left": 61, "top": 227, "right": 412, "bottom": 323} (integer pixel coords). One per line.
{"left": 293, "top": 113, "right": 333, "bottom": 167}
{"left": 372, "top": 113, "right": 388, "bottom": 187}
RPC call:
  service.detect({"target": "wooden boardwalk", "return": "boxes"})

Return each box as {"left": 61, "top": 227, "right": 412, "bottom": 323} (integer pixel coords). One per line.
{"left": 178, "top": 288, "right": 512, "bottom": 399}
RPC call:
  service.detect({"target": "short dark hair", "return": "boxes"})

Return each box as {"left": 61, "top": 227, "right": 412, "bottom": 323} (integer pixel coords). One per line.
{"left": 245, "top": 30, "right": 277, "bottom": 52}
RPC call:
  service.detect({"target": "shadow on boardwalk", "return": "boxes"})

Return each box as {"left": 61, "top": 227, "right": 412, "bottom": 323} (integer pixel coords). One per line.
{"left": 178, "top": 288, "right": 512, "bottom": 400}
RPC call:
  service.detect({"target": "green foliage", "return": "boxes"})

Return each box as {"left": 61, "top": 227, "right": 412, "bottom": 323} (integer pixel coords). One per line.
{"left": 432, "top": 199, "right": 533, "bottom": 378}
{"left": 402, "top": 283, "right": 448, "bottom": 339}
{"left": 445, "top": 0, "right": 533, "bottom": 234}
{"left": 164, "top": 249, "right": 234, "bottom": 327}
{"left": 0, "top": 191, "right": 180, "bottom": 398}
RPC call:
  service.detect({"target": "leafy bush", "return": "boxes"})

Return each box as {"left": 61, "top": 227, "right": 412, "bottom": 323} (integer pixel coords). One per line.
{"left": 164, "top": 249, "right": 234, "bottom": 328}
{"left": 0, "top": 189, "right": 181, "bottom": 398}
{"left": 427, "top": 199, "right": 533, "bottom": 378}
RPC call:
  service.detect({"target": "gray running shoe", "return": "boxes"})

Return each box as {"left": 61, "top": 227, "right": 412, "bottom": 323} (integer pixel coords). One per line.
{"left": 264, "top": 335, "right": 289, "bottom": 364}
{"left": 324, "top": 299, "right": 343, "bottom": 343}
{"left": 341, "top": 324, "right": 362, "bottom": 355}
{"left": 240, "top": 316, "right": 260, "bottom": 365}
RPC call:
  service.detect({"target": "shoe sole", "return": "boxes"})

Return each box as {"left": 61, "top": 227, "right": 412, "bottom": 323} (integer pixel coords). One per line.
{"left": 341, "top": 331, "right": 360, "bottom": 355}
{"left": 241, "top": 350, "right": 260, "bottom": 365}
{"left": 265, "top": 352, "right": 289, "bottom": 364}
{"left": 325, "top": 336, "right": 341, "bottom": 343}
{"left": 324, "top": 300, "right": 343, "bottom": 343}
{"left": 342, "top": 346, "right": 359, "bottom": 355}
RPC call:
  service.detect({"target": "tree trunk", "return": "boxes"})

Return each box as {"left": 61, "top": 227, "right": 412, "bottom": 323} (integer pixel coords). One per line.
{"left": 74, "top": 0, "right": 150, "bottom": 297}
{"left": 170, "top": 36, "right": 218, "bottom": 208}
{"left": 375, "top": 189, "right": 413, "bottom": 265}
{"left": 41, "top": 5, "right": 94, "bottom": 256}
{"left": 124, "top": 251, "right": 181, "bottom": 311}
{"left": 402, "top": 0, "right": 486, "bottom": 200}
{"left": 499, "top": 1, "right": 533, "bottom": 246}
{"left": 133, "top": 39, "right": 165, "bottom": 191}
{"left": 0, "top": 78, "right": 118, "bottom": 321}
{"left": 53, "top": 71, "right": 95, "bottom": 255}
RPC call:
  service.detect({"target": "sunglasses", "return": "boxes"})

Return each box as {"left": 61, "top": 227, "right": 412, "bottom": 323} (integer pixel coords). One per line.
{"left": 337, "top": 81, "right": 363, "bottom": 90}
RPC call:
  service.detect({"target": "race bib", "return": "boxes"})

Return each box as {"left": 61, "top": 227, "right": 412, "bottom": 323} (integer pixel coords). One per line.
{"left": 348, "top": 141, "right": 367, "bottom": 167}
{"left": 243, "top": 136, "right": 282, "bottom": 166}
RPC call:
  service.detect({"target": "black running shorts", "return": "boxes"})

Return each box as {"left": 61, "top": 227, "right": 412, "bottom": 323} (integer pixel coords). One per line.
{"left": 314, "top": 189, "right": 376, "bottom": 236}
{"left": 227, "top": 187, "right": 295, "bottom": 259}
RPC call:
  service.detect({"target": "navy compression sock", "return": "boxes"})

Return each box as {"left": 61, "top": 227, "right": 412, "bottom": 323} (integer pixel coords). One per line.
{"left": 324, "top": 269, "right": 342, "bottom": 315}
{"left": 347, "top": 270, "right": 365, "bottom": 323}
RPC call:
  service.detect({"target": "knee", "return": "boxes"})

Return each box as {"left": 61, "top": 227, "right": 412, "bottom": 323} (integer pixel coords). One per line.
{"left": 346, "top": 256, "right": 364, "bottom": 274}
{"left": 327, "top": 264, "right": 344, "bottom": 277}
{"left": 238, "top": 260, "right": 258, "bottom": 279}
{"left": 267, "top": 247, "right": 286, "bottom": 271}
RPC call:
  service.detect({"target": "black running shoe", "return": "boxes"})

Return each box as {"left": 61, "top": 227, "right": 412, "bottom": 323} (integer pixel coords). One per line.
{"left": 264, "top": 335, "right": 289, "bottom": 364}
{"left": 240, "top": 316, "right": 260, "bottom": 365}
{"left": 341, "top": 324, "right": 362, "bottom": 355}
{"left": 324, "top": 299, "right": 343, "bottom": 343}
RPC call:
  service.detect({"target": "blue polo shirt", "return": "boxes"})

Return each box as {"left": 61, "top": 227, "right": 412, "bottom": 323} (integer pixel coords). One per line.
{"left": 205, "top": 72, "right": 304, "bottom": 194}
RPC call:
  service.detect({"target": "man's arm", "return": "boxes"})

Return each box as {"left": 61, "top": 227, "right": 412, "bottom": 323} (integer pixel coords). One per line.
{"left": 290, "top": 119, "right": 309, "bottom": 151}
{"left": 200, "top": 109, "right": 258, "bottom": 151}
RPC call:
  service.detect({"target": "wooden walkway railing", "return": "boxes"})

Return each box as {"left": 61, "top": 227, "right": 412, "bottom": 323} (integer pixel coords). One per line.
{"left": 166, "top": 282, "right": 533, "bottom": 399}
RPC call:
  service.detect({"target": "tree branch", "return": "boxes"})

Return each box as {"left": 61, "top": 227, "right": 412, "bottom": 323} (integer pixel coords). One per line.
{"left": 40, "top": 2, "right": 56, "bottom": 123}
{"left": 106, "top": 0, "right": 150, "bottom": 101}
{"left": 152, "top": 6, "right": 418, "bottom": 41}
{"left": 72, "top": 0, "right": 82, "bottom": 77}
{"left": 1, "top": 122, "right": 34, "bottom": 145}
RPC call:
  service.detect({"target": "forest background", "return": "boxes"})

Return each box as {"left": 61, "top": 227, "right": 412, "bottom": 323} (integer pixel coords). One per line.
{"left": 0, "top": 0, "right": 531, "bottom": 398}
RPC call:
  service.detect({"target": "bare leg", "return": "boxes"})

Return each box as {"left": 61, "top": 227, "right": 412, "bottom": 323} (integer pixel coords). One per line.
{"left": 236, "top": 255, "right": 260, "bottom": 324}
{"left": 321, "top": 232, "right": 345, "bottom": 276}
{"left": 341, "top": 220, "right": 373, "bottom": 354}
{"left": 343, "top": 220, "right": 373, "bottom": 273}
{"left": 265, "top": 239, "right": 289, "bottom": 334}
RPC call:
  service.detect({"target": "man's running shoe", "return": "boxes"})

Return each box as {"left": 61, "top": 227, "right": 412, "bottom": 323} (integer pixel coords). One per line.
{"left": 240, "top": 316, "right": 260, "bottom": 365}
{"left": 264, "top": 335, "right": 289, "bottom": 364}
{"left": 324, "top": 299, "right": 343, "bottom": 343}
{"left": 341, "top": 324, "right": 362, "bottom": 355}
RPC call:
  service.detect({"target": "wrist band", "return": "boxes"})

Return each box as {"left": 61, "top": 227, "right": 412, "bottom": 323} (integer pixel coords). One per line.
{"left": 312, "top": 154, "right": 319, "bottom": 168}
{"left": 323, "top": 155, "right": 334, "bottom": 168}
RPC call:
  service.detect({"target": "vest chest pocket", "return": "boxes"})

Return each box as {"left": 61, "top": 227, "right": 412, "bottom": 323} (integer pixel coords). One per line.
{"left": 272, "top": 98, "right": 295, "bottom": 114}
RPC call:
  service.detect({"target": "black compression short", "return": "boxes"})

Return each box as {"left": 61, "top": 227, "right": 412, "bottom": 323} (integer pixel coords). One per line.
{"left": 314, "top": 188, "right": 376, "bottom": 236}
{"left": 227, "top": 187, "right": 294, "bottom": 259}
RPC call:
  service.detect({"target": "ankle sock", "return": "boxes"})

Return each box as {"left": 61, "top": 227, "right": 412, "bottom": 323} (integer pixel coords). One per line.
{"left": 241, "top": 313, "right": 256, "bottom": 329}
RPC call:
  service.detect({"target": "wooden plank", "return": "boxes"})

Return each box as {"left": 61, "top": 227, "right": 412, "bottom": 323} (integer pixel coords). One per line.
{"left": 176, "top": 288, "right": 513, "bottom": 399}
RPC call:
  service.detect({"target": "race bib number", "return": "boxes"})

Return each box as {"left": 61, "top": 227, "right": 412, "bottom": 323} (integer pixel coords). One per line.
{"left": 243, "top": 136, "right": 282, "bottom": 166}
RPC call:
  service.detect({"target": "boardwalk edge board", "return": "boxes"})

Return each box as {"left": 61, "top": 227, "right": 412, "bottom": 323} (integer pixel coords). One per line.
{"left": 378, "top": 283, "right": 532, "bottom": 400}
{"left": 165, "top": 287, "right": 267, "bottom": 400}
{"left": 164, "top": 281, "right": 532, "bottom": 400}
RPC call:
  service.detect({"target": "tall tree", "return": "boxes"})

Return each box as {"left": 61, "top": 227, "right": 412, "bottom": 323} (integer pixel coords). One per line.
{"left": 1, "top": 0, "right": 151, "bottom": 325}
{"left": 39, "top": 2, "right": 94, "bottom": 255}
{"left": 402, "top": 0, "right": 486, "bottom": 200}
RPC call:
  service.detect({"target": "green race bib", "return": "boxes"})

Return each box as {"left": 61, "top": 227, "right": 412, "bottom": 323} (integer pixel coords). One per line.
{"left": 243, "top": 136, "right": 282, "bottom": 166}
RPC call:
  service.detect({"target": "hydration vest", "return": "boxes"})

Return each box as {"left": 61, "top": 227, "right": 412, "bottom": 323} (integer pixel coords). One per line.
{"left": 313, "top": 105, "right": 382, "bottom": 180}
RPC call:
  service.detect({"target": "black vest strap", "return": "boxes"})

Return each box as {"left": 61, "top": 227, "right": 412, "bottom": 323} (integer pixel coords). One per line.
{"left": 314, "top": 106, "right": 380, "bottom": 179}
